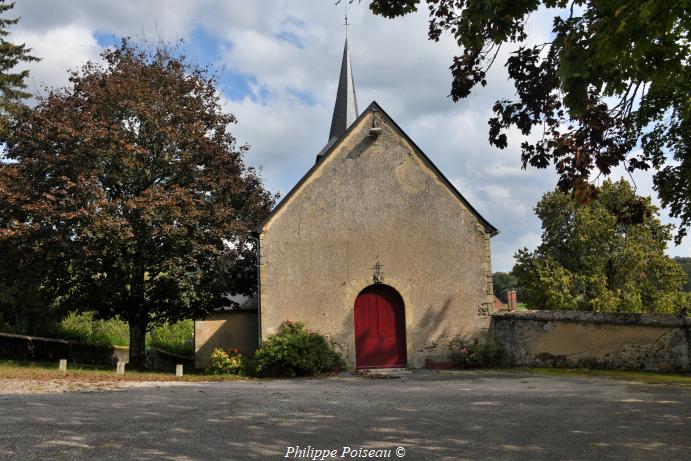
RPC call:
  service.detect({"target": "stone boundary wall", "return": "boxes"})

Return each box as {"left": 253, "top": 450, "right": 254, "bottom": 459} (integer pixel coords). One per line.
{"left": 490, "top": 311, "right": 691, "bottom": 372}
{"left": 0, "top": 332, "right": 129, "bottom": 366}
{"left": 148, "top": 347, "right": 194, "bottom": 372}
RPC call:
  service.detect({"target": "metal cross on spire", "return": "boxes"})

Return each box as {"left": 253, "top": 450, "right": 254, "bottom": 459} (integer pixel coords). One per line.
{"left": 344, "top": 2, "right": 350, "bottom": 39}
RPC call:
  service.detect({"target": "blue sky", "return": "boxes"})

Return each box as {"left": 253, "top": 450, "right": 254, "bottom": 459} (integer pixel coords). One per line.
{"left": 9, "top": 0, "right": 689, "bottom": 270}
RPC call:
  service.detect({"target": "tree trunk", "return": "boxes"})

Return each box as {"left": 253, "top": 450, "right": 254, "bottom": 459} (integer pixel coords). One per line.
{"left": 128, "top": 314, "right": 148, "bottom": 369}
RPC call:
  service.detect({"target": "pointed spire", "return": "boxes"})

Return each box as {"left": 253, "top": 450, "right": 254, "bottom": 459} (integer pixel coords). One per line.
{"left": 328, "top": 38, "right": 358, "bottom": 142}
{"left": 314, "top": 17, "right": 359, "bottom": 163}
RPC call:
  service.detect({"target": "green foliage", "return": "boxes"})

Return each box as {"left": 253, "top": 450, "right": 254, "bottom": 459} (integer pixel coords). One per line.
{"left": 57, "top": 313, "right": 193, "bottom": 355}
{"left": 0, "top": 1, "right": 38, "bottom": 100}
{"left": 0, "top": 1, "right": 44, "bottom": 335}
{"left": 492, "top": 272, "right": 525, "bottom": 304}
{"left": 448, "top": 338, "right": 503, "bottom": 369}
{"left": 369, "top": 0, "right": 691, "bottom": 243}
{"left": 367, "top": 0, "right": 418, "bottom": 17}
{"left": 513, "top": 180, "right": 688, "bottom": 314}
{"left": 0, "top": 39, "right": 275, "bottom": 367}
{"left": 147, "top": 320, "right": 194, "bottom": 356}
{"left": 2, "top": 307, "right": 195, "bottom": 355}
{"left": 675, "top": 257, "right": 691, "bottom": 292}
{"left": 255, "top": 321, "right": 345, "bottom": 378}
{"left": 0, "top": 0, "right": 39, "bottom": 138}
{"left": 208, "top": 348, "right": 247, "bottom": 375}
{"left": 55, "top": 312, "right": 130, "bottom": 347}
{"left": 0, "top": 290, "right": 61, "bottom": 337}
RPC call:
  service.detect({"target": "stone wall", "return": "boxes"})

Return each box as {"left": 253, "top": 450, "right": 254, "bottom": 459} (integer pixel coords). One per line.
{"left": 194, "top": 310, "right": 258, "bottom": 369}
{"left": 490, "top": 311, "right": 691, "bottom": 372}
{"left": 148, "top": 347, "right": 194, "bottom": 372}
{"left": 0, "top": 332, "right": 129, "bottom": 366}
{"left": 258, "top": 106, "right": 494, "bottom": 368}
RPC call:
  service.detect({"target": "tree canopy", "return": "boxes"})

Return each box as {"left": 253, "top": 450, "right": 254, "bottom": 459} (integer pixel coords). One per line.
{"left": 676, "top": 257, "right": 691, "bottom": 292}
{"left": 0, "top": 40, "right": 275, "bottom": 366}
{"left": 512, "top": 179, "right": 688, "bottom": 313}
{"left": 366, "top": 0, "right": 691, "bottom": 244}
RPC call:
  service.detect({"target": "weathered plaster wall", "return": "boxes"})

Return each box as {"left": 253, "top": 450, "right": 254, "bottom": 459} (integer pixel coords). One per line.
{"left": 259, "top": 110, "right": 494, "bottom": 368}
{"left": 194, "top": 310, "right": 258, "bottom": 369}
{"left": 490, "top": 311, "right": 691, "bottom": 372}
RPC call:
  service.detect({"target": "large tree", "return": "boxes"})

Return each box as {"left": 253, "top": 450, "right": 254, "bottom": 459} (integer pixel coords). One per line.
{"left": 365, "top": 0, "right": 691, "bottom": 243}
{"left": 513, "top": 179, "right": 688, "bottom": 313}
{"left": 0, "top": 41, "right": 275, "bottom": 367}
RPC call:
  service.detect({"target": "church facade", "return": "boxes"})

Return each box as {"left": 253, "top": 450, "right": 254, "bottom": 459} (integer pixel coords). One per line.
{"left": 195, "top": 40, "right": 497, "bottom": 369}
{"left": 253, "top": 41, "right": 497, "bottom": 368}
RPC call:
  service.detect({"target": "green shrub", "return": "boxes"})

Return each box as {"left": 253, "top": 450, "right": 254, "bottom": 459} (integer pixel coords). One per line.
{"left": 148, "top": 320, "right": 194, "bottom": 356}
{"left": 254, "top": 320, "right": 344, "bottom": 377}
{"left": 448, "top": 338, "right": 503, "bottom": 369}
{"left": 208, "top": 348, "right": 247, "bottom": 375}
{"left": 21, "top": 311, "right": 195, "bottom": 355}
{"left": 56, "top": 312, "right": 129, "bottom": 347}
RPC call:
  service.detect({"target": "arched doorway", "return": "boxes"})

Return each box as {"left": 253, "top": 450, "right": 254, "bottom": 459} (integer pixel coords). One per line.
{"left": 354, "top": 285, "right": 407, "bottom": 369}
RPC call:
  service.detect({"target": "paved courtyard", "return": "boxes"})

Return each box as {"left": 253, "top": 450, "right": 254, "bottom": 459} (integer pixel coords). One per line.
{"left": 0, "top": 370, "right": 690, "bottom": 460}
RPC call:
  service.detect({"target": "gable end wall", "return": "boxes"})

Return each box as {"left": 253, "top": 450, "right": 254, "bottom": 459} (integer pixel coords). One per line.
{"left": 259, "top": 110, "right": 493, "bottom": 367}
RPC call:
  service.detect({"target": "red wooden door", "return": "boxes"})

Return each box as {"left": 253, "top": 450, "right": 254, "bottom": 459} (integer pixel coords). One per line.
{"left": 354, "top": 285, "right": 407, "bottom": 368}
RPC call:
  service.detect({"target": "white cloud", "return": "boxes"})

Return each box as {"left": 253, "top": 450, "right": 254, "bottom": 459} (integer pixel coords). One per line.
{"left": 13, "top": 0, "right": 201, "bottom": 39}
{"left": 222, "top": 93, "right": 330, "bottom": 196}
{"left": 12, "top": 24, "right": 102, "bottom": 94}
{"left": 7, "top": 1, "right": 688, "bottom": 271}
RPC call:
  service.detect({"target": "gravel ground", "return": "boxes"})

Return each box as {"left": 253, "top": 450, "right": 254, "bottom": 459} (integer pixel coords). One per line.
{"left": 0, "top": 378, "right": 198, "bottom": 394}
{"left": 0, "top": 378, "right": 126, "bottom": 394}
{"left": 0, "top": 370, "right": 690, "bottom": 461}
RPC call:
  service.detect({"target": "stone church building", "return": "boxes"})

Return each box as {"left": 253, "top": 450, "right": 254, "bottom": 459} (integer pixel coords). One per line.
{"left": 195, "top": 39, "right": 497, "bottom": 369}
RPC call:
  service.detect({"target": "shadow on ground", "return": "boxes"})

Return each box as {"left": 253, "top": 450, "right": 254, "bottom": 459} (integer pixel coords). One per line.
{"left": 0, "top": 371, "right": 690, "bottom": 460}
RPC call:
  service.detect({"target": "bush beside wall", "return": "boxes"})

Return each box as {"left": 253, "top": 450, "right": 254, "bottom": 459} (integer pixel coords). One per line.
{"left": 255, "top": 321, "right": 344, "bottom": 377}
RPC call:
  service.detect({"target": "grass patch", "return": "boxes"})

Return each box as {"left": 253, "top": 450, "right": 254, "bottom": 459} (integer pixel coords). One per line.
{"left": 0, "top": 359, "right": 246, "bottom": 382}
{"left": 521, "top": 367, "right": 691, "bottom": 385}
